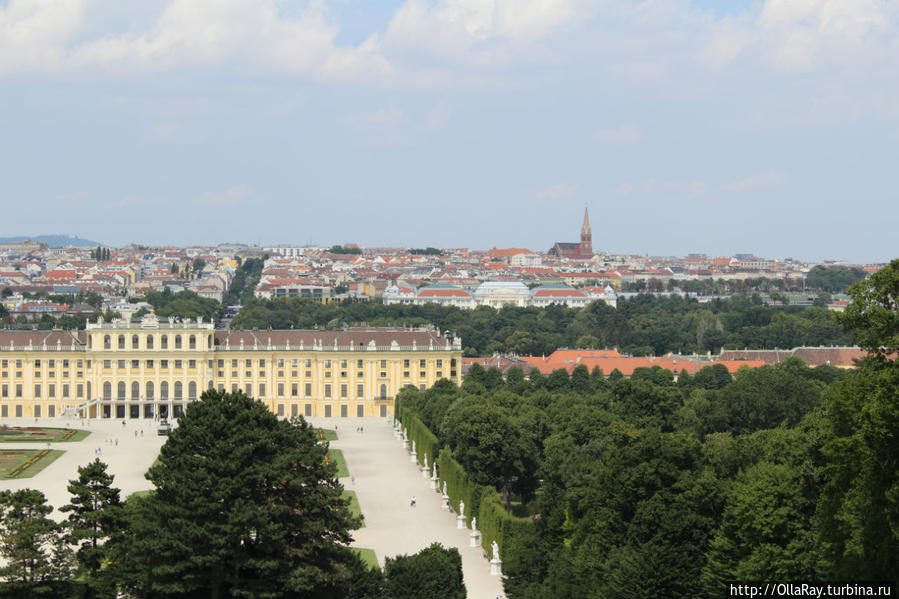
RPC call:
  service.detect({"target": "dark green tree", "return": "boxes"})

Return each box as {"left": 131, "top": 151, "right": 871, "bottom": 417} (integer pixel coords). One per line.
{"left": 384, "top": 543, "right": 465, "bottom": 599}
{"left": 0, "top": 489, "right": 73, "bottom": 584}
{"left": 60, "top": 459, "right": 123, "bottom": 596}
{"left": 115, "top": 389, "right": 360, "bottom": 598}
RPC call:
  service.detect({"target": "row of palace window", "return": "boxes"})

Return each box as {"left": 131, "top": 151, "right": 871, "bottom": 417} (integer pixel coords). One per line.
{"left": 3, "top": 383, "right": 87, "bottom": 399}
{"left": 94, "top": 333, "right": 213, "bottom": 350}
{"left": 1, "top": 380, "right": 403, "bottom": 401}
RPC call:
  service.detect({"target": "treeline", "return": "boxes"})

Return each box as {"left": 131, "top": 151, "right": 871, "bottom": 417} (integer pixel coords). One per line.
{"left": 397, "top": 356, "right": 894, "bottom": 597}
{"left": 394, "top": 264, "right": 899, "bottom": 597}
{"left": 140, "top": 288, "right": 221, "bottom": 320}
{"left": 805, "top": 264, "right": 869, "bottom": 292}
{"left": 231, "top": 294, "right": 852, "bottom": 356}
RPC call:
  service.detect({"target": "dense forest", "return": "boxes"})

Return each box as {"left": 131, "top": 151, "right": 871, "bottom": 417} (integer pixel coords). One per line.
{"left": 394, "top": 261, "right": 899, "bottom": 598}
{"left": 231, "top": 294, "right": 852, "bottom": 356}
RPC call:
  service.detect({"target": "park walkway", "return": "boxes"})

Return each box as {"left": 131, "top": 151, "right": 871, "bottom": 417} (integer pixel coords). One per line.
{"left": 310, "top": 417, "right": 506, "bottom": 599}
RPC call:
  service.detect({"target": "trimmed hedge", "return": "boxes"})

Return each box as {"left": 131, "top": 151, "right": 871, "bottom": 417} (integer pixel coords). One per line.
{"left": 403, "top": 413, "right": 440, "bottom": 473}
{"left": 400, "top": 407, "right": 539, "bottom": 587}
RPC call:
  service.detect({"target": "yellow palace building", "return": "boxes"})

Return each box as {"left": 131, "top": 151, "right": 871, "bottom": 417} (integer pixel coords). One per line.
{"left": 0, "top": 314, "right": 462, "bottom": 420}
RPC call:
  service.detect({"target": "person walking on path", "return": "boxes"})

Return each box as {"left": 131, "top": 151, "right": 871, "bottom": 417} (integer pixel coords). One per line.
{"left": 410, "top": 496, "right": 416, "bottom": 507}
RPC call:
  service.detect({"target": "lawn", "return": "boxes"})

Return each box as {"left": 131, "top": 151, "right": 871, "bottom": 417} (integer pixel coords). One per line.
{"left": 327, "top": 449, "right": 349, "bottom": 478}
{"left": 0, "top": 449, "right": 64, "bottom": 478}
{"left": 342, "top": 490, "right": 365, "bottom": 528}
{"left": 350, "top": 547, "right": 379, "bottom": 570}
{"left": 315, "top": 428, "right": 338, "bottom": 442}
{"left": 0, "top": 426, "right": 89, "bottom": 442}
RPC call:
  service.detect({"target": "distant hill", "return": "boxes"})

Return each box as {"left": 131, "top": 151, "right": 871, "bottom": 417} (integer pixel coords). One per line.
{"left": 0, "top": 234, "right": 105, "bottom": 248}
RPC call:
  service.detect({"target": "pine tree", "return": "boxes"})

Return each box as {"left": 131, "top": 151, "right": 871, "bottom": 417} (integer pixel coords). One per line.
{"left": 60, "top": 459, "right": 123, "bottom": 595}
{"left": 0, "top": 489, "right": 72, "bottom": 583}
{"left": 115, "top": 389, "right": 360, "bottom": 597}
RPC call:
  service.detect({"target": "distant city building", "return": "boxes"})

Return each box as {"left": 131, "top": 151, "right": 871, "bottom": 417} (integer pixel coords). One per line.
{"left": 549, "top": 206, "right": 593, "bottom": 259}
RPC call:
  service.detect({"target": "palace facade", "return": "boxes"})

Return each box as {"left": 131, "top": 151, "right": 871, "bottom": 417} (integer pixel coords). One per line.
{"left": 0, "top": 314, "right": 462, "bottom": 420}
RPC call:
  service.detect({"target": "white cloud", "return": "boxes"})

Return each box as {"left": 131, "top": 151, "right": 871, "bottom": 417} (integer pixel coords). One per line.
{"left": 720, "top": 170, "right": 791, "bottom": 193}
{"left": 593, "top": 125, "right": 644, "bottom": 144}
{"left": 535, "top": 182, "right": 578, "bottom": 203}
{"left": 0, "top": 0, "right": 85, "bottom": 72}
{"left": 196, "top": 185, "right": 261, "bottom": 207}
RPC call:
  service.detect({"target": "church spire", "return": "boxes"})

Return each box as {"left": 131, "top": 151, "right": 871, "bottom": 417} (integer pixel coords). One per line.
{"left": 580, "top": 205, "right": 592, "bottom": 255}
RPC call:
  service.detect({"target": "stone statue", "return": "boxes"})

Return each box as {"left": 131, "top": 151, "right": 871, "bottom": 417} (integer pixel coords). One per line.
{"left": 492, "top": 541, "right": 500, "bottom": 562}
{"left": 459, "top": 500, "right": 465, "bottom": 518}
{"left": 432, "top": 463, "right": 437, "bottom": 479}
{"left": 471, "top": 517, "right": 477, "bottom": 532}
{"left": 411, "top": 440, "right": 416, "bottom": 453}
{"left": 442, "top": 481, "right": 448, "bottom": 496}
{"left": 423, "top": 455, "right": 429, "bottom": 470}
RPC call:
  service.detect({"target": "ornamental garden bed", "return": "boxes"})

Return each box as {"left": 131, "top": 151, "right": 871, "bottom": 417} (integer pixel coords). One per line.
{"left": 0, "top": 448, "right": 64, "bottom": 479}
{"left": 0, "top": 426, "right": 89, "bottom": 442}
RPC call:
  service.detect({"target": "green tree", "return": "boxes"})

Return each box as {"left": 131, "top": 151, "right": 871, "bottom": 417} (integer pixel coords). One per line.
{"left": 0, "top": 489, "right": 73, "bottom": 584}
{"left": 60, "top": 459, "right": 123, "bottom": 597}
{"left": 384, "top": 543, "right": 465, "bottom": 599}
{"left": 116, "top": 389, "right": 359, "bottom": 598}
{"left": 837, "top": 258, "right": 899, "bottom": 361}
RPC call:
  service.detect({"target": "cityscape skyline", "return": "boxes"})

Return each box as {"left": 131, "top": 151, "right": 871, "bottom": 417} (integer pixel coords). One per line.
{"left": 2, "top": 1, "right": 898, "bottom": 263}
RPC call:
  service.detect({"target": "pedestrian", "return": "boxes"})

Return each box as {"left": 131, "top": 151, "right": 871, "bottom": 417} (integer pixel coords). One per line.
{"left": 361, "top": 426, "right": 363, "bottom": 433}
{"left": 115, "top": 439, "right": 118, "bottom": 447}
{"left": 134, "top": 430, "right": 138, "bottom": 438}
{"left": 351, "top": 475, "right": 355, "bottom": 485}
{"left": 410, "top": 496, "right": 416, "bottom": 507}
{"left": 122, "top": 420, "right": 126, "bottom": 428}
{"left": 140, "top": 429, "right": 144, "bottom": 437}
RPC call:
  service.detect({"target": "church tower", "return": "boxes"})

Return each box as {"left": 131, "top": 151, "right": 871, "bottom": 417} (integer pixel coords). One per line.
{"left": 580, "top": 206, "right": 592, "bottom": 255}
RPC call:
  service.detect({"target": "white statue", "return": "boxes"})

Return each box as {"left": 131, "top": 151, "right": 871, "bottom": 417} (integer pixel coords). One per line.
{"left": 442, "top": 481, "right": 448, "bottom": 496}
{"left": 411, "top": 440, "right": 416, "bottom": 453}
{"left": 492, "top": 540, "right": 500, "bottom": 562}
{"left": 459, "top": 500, "right": 465, "bottom": 518}
{"left": 432, "top": 463, "right": 437, "bottom": 478}
{"left": 471, "top": 517, "right": 477, "bottom": 532}
{"left": 423, "top": 455, "right": 429, "bottom": 470}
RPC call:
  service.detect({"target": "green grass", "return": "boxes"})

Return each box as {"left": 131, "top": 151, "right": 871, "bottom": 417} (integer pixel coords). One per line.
{"left": 350, "top": 547, "right": 379, "bottom": 570}
{"left": 342, "top": 490, "right": 365, "bottom": 528}
{"left": 315, "top": 428, "right": 338, "bottom": 441}
{"left": 0, "top": 449, "right": 64, "bottom": 478}
{"left": 328, "top": 449, "right": 349, "bottom": 478}
{"left": 0, "top": 427, "right": 89, "bottom": 442}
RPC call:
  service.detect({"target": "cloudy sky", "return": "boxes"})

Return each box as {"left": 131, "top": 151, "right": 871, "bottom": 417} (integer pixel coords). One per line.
{"left": 1, "top": 0, "right": 897, "bottom": 262}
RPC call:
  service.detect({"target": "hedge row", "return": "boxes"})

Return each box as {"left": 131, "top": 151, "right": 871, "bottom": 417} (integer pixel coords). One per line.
{"left": 398, "top": 408, "right": 538, "bottom": 582}
{"left": 400, "top": 412, "right": 440, "bottom": 474}
{"left": 436, "top": 449, "right": 536, "bottom": 581}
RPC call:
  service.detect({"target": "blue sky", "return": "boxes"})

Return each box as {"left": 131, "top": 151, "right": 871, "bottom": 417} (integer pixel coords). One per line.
{"left": 1, "top": 0, "right": 897, "bottom": 262}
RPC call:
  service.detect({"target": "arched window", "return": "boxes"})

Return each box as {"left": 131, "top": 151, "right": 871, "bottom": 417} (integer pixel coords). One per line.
{"left": 188, "top": 381, "right": 197, "bottom": 400}
{"left": 161, "top": 335, "right": 168, "bottom": 349}
{"left": 380, "top": 384, "right": 387, "bottom": 399}
{"left": 207, "top": 380, "right": 214, "bottom": 390}
{"left": 189, "top": 335, "right": 196, "bottom": 349}
{"left": 103, "top": 382, "right": 112, "bottom": 400}
{"left": 175, "top": 335, "right": 182, "bottom": 349}
{"left": 146, "top": 381, "right": 154, "bottom": 399}
{"left": 118, "top": 335, "right": 125, "bottom": 349}
{"left": 147, "top": 335, "right": 154, "bottom": 349}
{"left": 174, "top": 381, "right": 183, "bottom": 400}
{"left": 117, "top": 381, "right": 126, "bottom": 400}
{"left": 160, "top": 381, "right": 169, "bottom": 400}
{"left": 132, "top": 334, "right": 139, "bottom": 349}
{"left": 131, "top": 381, "right": 140, "bottom": 400}
{"left": 104, "top": 335, "right": 111, "bottom": 349}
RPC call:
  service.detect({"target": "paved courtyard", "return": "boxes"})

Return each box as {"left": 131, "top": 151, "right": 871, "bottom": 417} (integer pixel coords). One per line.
{"left": 310, "top": 417, "right": 505, "bottom": 599}
{"left": 1, "top": 415, "right": 505, "bottom": 597}
{"left": 0, "top": 417, "right": 166, "bottom": 516}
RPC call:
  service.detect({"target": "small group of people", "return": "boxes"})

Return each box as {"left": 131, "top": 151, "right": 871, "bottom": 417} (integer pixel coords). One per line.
{"left": 355, "top": 426, "right": 365, "bottom": 433}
